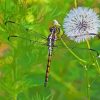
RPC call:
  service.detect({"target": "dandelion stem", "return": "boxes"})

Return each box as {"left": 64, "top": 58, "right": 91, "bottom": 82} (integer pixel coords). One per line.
{"left": 60, "top": 38, "right": 87, "bottom": 63}
{"left": 95, "top": 60, "right": 100, "bottom": 74}
{"left": 85, "top": 38, "right": 100, "bottom": 100}
{"left": 86, "top": 39, "right": 90, "bottom": 49}
{"left": 74, "top": 0, "right": 78, "bottom": 8}
{"left": 86, "top": 39, "right": 100, "bottom": 74}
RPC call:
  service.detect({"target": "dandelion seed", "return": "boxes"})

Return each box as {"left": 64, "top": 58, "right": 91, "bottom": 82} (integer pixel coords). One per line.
{"left": 63, "top": 7, "right": 100, "bottom": 42}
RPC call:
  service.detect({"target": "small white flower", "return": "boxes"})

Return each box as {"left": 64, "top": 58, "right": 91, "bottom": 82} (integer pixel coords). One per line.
{"left": 63, "top": 7, "right": 100, "bottom": 42}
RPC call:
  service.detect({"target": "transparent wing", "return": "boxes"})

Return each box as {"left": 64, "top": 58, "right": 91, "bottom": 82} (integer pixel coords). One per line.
{"left": 5, "top": 20, "right": 48, "bottom": 47}
{"left": 8, "top": 33, "right": 48, "bottom": 47}
{"left": 68, "top": 33, "right": 99, "bottom": 39}
{"left": 57, "top": 34, "right": 100, "bottom": 58}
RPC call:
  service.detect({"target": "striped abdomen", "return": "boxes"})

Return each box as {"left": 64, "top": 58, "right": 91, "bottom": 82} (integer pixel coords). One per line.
{"left": 44, "top": 52, "right": 52, "bottom": 87}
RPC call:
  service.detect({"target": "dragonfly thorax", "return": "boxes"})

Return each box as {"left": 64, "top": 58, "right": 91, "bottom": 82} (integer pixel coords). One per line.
{"left": 49, "top": 26, "right": 60, "bottom": 33}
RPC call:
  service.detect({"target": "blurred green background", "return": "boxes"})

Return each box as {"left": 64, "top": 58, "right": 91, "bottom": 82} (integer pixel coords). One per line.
{"left": 0, "top": 0, "right": 100, "bottom": 100}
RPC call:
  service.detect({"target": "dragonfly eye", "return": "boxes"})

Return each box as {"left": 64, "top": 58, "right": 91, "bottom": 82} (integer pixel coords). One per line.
{"left": 49, "top": 28, "right": 53, "bottom": 32}
{"left": 49, "top": 27, "right": 56, "bottom": 33}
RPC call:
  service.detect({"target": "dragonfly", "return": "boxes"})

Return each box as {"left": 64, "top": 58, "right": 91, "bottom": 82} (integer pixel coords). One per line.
{"left": 7, "top": 20, "right": 63, "bottom": 87}
{"left": 6, "top": 20, "right": 100, "bottom": 87}
{"left": 43, "top": 20, "right": 63, "bottom": 87}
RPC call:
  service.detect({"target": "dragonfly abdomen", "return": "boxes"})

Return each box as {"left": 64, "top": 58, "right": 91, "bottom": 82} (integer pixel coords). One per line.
{"left": 44, "top": 52, "right": 51, "bottom": 87}
{"left": 44, "top": 35, "right": 55, "bottom": 87}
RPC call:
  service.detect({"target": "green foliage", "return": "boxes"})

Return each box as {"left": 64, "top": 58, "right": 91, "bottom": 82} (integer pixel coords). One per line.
{"left": 0, "top": 0, "right": 100, "bottom": 100}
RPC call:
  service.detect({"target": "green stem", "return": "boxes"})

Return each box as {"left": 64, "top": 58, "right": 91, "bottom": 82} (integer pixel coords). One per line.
{"left": 95, "top": 60, "right": 100, "bottom": 74}
{"left": 84, "top": 65, "right": 90, "bottom": 100}
{"left": 60, "top": 38, "right": 87, "bottom": 63}
{"left": 86, "top": 38, "right": 100, "bottom": 74}
{"left": 74, "top": 0, "right": 78, "bottom": 8}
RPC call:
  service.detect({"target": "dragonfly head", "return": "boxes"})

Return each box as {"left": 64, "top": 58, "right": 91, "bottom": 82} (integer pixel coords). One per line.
{"left": 49, "top": 20, "right": 63, "bottom": 39}
{"left": 53, "top": 20, "right": 61, "bottom": 26}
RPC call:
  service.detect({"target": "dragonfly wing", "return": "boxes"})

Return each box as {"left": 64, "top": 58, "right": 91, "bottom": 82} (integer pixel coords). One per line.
{"left": 55, "top": 34, "right": 78, "bottom": 49}
{"left": 54, "top": 34, "right": 100, "bottom": 57}
{"left": 5, "top": 19, "right": 48, "bottom": 40}
{"left": 8, "top": 34, "right": 48, "bottom": 47}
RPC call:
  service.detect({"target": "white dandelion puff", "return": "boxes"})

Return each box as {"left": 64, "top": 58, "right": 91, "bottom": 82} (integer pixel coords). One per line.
{"left": 63, "top": 7, "right": 100, "bottom": 42}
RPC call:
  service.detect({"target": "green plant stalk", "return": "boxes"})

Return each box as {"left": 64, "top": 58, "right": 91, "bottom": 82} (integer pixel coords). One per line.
{"left": 84, "top": 65, "right": 90, "bottom": 100}
{"left": 95, "top": 60, "right": 100, "bottom": 74}
{"left": 86, "top": 39, "right": 100, "bottom": 74}
{"left": 60, "top": 38, "right": 87, "bottom": 63}
{"left": 74, "top": 0, "right": 78, "bottom": 8}
{"left": 85, "top": 36, "right": 100, "bottom": 100}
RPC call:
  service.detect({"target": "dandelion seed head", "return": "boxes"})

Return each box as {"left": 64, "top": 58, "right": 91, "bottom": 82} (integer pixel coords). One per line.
{"left": 63, "top": 7, "right": 100, "bottom": 42}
